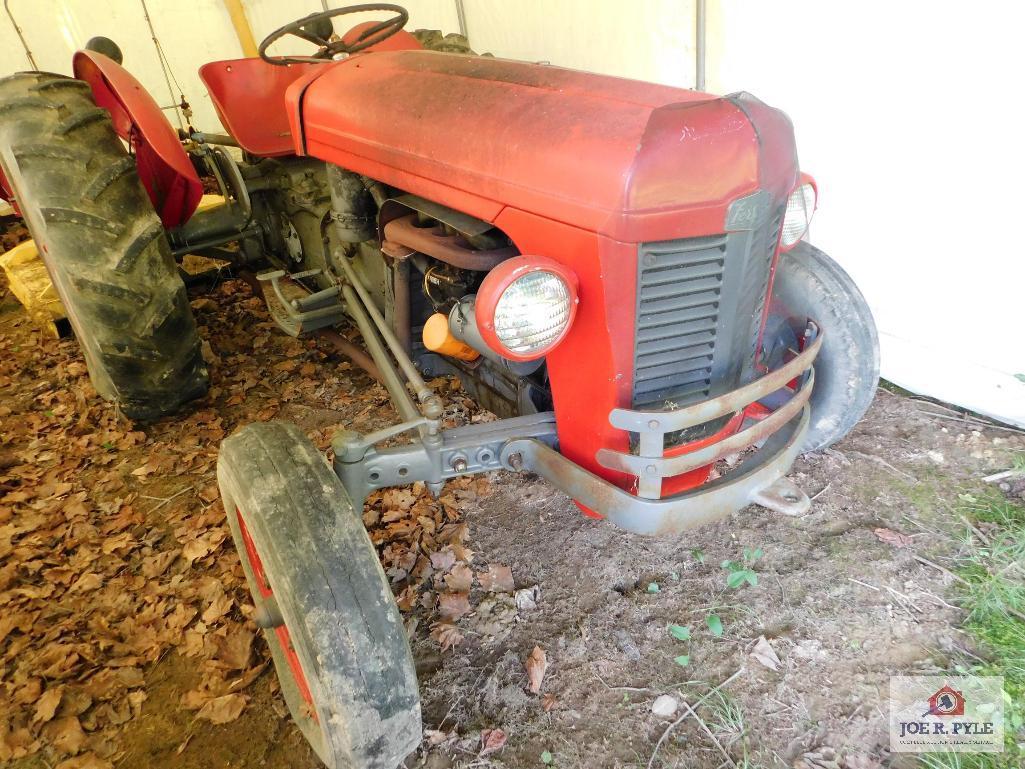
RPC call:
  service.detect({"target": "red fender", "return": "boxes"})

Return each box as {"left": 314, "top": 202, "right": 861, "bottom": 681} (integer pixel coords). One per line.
{"left": 0, "top": 172, "right": 18, "bottom": 214}
{"left": 72, "top": 51, "right": 202, "bottom": 228}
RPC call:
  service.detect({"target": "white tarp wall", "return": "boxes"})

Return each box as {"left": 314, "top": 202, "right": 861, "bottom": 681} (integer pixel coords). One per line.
{"left": 2, "top": 1, "right": 1022, "bottom": 426}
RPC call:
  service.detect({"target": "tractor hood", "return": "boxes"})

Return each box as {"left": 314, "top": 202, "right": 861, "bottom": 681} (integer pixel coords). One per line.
{"left": 292, "top": 50, "right": 798, "bottom": 242}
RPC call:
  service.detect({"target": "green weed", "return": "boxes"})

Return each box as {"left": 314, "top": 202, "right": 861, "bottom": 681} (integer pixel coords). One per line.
{"left": 927, "top": 491, "right": 1025, "bottom": 767}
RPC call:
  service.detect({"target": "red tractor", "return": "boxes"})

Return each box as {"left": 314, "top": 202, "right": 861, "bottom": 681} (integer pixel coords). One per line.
{"left": 0, "top": 6, "right": 878, "bottom": 767}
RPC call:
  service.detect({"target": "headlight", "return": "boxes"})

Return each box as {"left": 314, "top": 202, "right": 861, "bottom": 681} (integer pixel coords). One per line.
{"left": 780, "top": 182, "right": 816, "bottom": 249}
{"left": 475, "top": 256, "right": 579, "bottom": 361}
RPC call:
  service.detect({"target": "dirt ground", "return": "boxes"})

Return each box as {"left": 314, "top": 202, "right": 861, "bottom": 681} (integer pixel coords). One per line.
{"left": 2, "top": 229, "right": 1023, "bottom": 769}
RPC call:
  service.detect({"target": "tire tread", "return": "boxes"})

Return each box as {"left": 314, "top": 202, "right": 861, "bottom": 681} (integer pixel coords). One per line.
{"left": 0, "top": 71, "right": 207, "bottom": 419}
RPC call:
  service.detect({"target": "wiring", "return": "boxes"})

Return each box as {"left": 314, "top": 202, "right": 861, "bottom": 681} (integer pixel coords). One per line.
{"left": 139, "top": 0, "right": 189, "bottom": 131}
{"left": 4, "top": 0, "right": 37, "bottom": 69}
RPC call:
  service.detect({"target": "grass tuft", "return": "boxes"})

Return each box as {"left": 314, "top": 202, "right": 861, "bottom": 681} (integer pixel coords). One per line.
{"left": 924, "top": 491, "right": 1025, "bottom": 768}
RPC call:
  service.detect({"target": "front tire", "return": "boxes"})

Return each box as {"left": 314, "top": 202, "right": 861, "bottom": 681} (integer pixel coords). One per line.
{"left": 0, "top": 72, "right": 207, "bottom": 420}
{"left": 217, "top": 421, "right": 421, "bottom": 769}
{"left": 764, "top": 241, "right": 880, "bottom": 451}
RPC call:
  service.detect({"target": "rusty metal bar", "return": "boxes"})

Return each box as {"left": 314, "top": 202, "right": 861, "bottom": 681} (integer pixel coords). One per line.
{"left": 319, "top": 329, "right": 382, "bottom": 383}
{"left": 383, "top": 214, "right": 515, "bottom": 271}
{"left": 502, "top": 407, "right": 809, "bottom": 536}
{"left": 609, "top": 332, "right": 822, "bottom": 435}
{"left": 336, "top": 253, "right": 443, "bottom": 418}
{"left": 340, "top": 282, "right": 422, "bottom": 425}
{"left": 597, "top": 368, "right": 814, "bottom": 479}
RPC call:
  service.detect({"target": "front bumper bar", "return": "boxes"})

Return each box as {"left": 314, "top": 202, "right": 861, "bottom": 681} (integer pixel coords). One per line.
{"left": 329, "top": 255, "right": 821, "bottom": 535}
{"left": 502, "top": 406, "right": 808, "bottom": 535}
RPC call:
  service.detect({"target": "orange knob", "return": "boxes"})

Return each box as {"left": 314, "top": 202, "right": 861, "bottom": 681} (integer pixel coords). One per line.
{"left": 422, "top": 313, "right": 480, "bottom": 361}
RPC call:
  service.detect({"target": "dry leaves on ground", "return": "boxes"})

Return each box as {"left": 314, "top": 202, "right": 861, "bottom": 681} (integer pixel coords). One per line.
{"left": 0, "top": 273, "right": 390, "bottom": 764}
{"left": 526, "top": 645, "right": 548, "bottom": 693}
{"left": 750, "top": 635, "right": 782, "bottom": 671}
{"left": 479, "top": 727, "right": 507, "bottom": 756}
{"left": 873, "top": 527, "right": 914, "bottom": 548}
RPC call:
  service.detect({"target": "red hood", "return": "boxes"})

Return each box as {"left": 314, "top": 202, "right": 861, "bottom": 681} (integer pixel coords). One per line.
{"left": 291, "top": 50, "right": 797, "bottom": 242}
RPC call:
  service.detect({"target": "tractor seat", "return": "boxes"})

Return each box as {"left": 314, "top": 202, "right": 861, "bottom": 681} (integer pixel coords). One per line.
{"left": 199, "top": 58, "right": 321, "bottom": 157}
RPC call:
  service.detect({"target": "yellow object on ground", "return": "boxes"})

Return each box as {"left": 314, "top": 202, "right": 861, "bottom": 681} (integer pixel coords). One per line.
{"left": 422, "top": 312, "right": 479, "bottom": 361}
{"left": 0, "top": 239, "right": 66, "bottom": 337}
{"left": 196, "top": 194, "right": 227, "bottom": 213}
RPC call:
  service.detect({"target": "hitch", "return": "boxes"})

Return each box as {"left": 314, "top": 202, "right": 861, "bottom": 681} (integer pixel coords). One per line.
{"left": 332, "top": 412, "right": 558, "bottom": 505}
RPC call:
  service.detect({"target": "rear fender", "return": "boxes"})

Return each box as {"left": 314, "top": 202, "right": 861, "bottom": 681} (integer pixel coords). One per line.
{"left": 72, "top": 51, "right": 202, "bottom": 228}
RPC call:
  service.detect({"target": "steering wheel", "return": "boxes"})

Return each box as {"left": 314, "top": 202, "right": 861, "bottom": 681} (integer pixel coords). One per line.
{"left": 259, "top": 4, "right": 409, "bottom": 66}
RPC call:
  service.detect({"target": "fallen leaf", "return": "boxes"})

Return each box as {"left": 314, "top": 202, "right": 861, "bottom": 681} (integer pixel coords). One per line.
{"left": 42, "top": 715, "right": 87, "bottom": 755}
{"left": 34, "top": 685, "right": 63, "bottom": 723}
{"left": 182, "top": 536, "right": 214, "bottom": 565}
{"left": 750, "top": 635, "right": 781, "bottom": 671}
{"left": 480, "top": 728, "right": 507, "bottom": 756}
{"left": 228, "top": 660, "right": 270, "bottom": 693}
{"left": 214, "top": 626, "right": 255, "bottom": 670}
{"left": 542, "top": 693, "right": 558, "bottom": 712}
{"left": 424, "top": 728, "right": 454, "bottom": 746}
{"left": 55, "top": 754, "right": 113, "bottom": 769}
{"left": 429, "top": 547, "right": 456, "bottom": 571}
{"left": 445, "top": 563, "right": 473, "bottom": 592}
{"left": 68, "top": 573, "right": 102, "bottom": 593}
{"left": 201, "top": 591, "right": 233, "bottom": 624}
{"left": 141, "top": 550, "right": 178, "bottom": 578}
{"left": 873, "top": 527, "right": 913, "bottom": 548}
{"left": 438, "top": 592, "right": 471, "bottom": 621}
{"left": 130, "top": 460, "right": 159, "bottom": 478}
{"left": 1, "top": 725, "right": 39, "bottom": 759}
{"left": 478, "top": 564, "right": 514, "bottom": 592}
{"left": 195, "top": 693, "right": 247, "bottom": 724}
{"left": 190, "top": 297, "right": 218, "bottom": 312}
{"left": 526, "top": 645, "right": 547, "bottom": 693}
{"left": 430, "top": 623, "right": 464, "bottom": 652}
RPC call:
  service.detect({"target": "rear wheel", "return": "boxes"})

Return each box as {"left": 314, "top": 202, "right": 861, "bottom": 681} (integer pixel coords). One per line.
{"left": 217, "top": 421, "right": 421, "bottom": 769}
{"left": 0, "top": 72, "right": 207, "bottom": 420}
{"left": 764, "top": 241, "right": 880, "bottom": 450}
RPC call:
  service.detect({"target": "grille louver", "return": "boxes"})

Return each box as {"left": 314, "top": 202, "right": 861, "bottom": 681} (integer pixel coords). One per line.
{"left": 632, "top": 203, "right": 784, "bottom": 421}
{"left": 633, "top": 235, "right": 727, "bottom": 408}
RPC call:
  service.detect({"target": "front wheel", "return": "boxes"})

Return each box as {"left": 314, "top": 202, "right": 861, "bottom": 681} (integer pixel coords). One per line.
{"left": 217, "top": 421, "right": 421, "bottom": 769}
{"left": 763, "top": 241, "right": 880, "bottom": 451}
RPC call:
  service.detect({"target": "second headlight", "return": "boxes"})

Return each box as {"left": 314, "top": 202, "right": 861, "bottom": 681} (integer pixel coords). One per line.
{"left": 780, "top": 181, "right": 817, "bottom": 249}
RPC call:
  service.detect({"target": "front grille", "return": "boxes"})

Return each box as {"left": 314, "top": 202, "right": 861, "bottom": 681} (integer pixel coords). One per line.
{"left": 633, "top": 235, "right": 727, "bottom": 408}
{"left": 632, "top": 200, "right": 785, "bottom": 425}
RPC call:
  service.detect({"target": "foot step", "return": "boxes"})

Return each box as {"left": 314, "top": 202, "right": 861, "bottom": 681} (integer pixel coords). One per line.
{"left": 257, "top": 269, "right": 345, "bottom": 337}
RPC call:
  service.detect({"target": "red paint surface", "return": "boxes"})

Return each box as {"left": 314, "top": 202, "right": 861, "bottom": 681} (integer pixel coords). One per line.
{"left": 235, "top": 509, "right": 315, "bottom": 710}
{"left": 72, "top": 51, "right": 202, "bottom": 228}
{"left": 199, "top": 59, "right": 323, "bottom": 157}
{"left": 291, "top": 50, "right": 799, "bottom": 501}
{"left": 339, "top": 22, "right": 422, "bottom": 52}
{"left": 0, "top": 172, "right": 18, "bottom": 214}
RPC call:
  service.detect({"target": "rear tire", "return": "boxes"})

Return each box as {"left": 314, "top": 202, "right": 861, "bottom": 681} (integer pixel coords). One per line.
{"left": 0, "top": 72, "right": 207, "bottom": 420}
{"left": 217, "top": 421, "right": 421, "bottom": 769}
{"left": 764, "top": 241, "right": 880, "bottom": 451}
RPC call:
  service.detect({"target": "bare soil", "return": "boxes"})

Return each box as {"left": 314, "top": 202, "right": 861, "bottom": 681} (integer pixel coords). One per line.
{"left": 2, "top": 241, "right": 1023, "bottom": 769}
